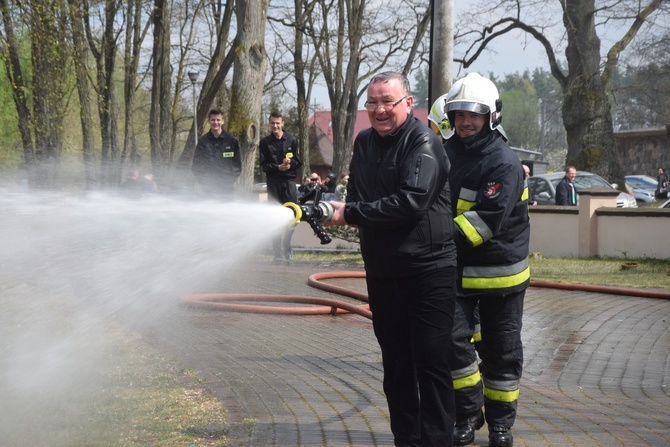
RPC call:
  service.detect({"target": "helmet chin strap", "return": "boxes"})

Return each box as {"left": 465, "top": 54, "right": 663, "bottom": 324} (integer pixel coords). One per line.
{"left": 460, "top": 126, "right": 493, "bottom": 148}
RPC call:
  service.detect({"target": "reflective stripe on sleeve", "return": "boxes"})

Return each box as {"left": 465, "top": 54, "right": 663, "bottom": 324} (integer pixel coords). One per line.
{"left": 454, "top": 211, "right": 493, "bottom": 247}
{"left": 456, "top": 188, "right": 478, "bottom": 216}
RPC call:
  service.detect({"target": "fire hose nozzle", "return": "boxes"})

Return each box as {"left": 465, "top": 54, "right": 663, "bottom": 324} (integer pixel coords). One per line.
{"left": 283, "top": 200, "right": 334, "bottom": 245}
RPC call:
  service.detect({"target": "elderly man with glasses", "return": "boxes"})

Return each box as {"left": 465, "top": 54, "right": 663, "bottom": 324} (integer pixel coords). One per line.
{"left": 326, "top": 71, "right": 458, "bottom": 446}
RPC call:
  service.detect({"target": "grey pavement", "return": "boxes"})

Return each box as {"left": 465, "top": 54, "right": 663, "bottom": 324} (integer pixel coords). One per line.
{"left": 138, "top": 259, "right": 670, "bottom": 447}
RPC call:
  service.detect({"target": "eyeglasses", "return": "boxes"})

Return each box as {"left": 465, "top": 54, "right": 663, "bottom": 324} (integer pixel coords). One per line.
{"left": 364, "top": 96, "right": 408, "bottom": 112}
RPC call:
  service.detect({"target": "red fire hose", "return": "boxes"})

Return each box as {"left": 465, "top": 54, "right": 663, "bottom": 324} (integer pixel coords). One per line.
{"left": 181, "top": 272, "right": 669, "bottom": 320}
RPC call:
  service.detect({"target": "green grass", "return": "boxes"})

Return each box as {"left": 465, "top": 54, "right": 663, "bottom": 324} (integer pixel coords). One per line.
{"left": 289, "top": 251, "right": 670, "bottom": 290}
{"left": 528, "top": 256, "right": 670, "bottom": 289}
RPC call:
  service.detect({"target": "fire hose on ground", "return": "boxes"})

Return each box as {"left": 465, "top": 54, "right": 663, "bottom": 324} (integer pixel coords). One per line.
{"left": 181, "top": 190, "right": 670, "bottom": 317}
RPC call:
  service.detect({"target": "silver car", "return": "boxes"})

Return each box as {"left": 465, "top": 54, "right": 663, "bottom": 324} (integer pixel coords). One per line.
{"left": 528, "top": 171, "right": 638, "bottom": 208}
{"left": 626, "top": 174, "right": 663, "bottom": 202}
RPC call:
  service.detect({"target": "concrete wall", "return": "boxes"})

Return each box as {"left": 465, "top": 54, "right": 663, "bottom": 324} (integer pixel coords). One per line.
{"left": 528, "top": 208, "right": 579, "bottom": 257}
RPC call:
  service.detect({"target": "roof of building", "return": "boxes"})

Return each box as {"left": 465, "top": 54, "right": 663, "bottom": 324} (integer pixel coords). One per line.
{"left": 309, "top": 108, "right": 430, "bottom": 144}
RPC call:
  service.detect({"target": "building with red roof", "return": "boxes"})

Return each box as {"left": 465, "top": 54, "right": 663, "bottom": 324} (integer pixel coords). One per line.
{"left": 307, "top": 108, "right": 429, "bottom": 174}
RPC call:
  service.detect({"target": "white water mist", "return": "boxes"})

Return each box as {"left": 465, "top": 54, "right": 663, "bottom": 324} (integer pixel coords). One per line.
{"left": 0, "top": 191, "right": 295, "bottom": 444}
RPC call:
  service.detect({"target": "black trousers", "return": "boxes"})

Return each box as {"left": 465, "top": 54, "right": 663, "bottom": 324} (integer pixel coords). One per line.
{"left": 449, "top": 289, "right": 525, "bottom": 428}
{"left": 367, "top": 266, "right": 457, "bottom": 447}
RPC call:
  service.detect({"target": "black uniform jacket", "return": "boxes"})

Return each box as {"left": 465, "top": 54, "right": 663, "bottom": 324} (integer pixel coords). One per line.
{"left": 445, "top": 132, "right": 530, "bottom": 294}
{"left": 344, "top": 113, "right": 457, "bottom": 279}
{"left": 192, "top": 130, "right": 241, "bottom": 191}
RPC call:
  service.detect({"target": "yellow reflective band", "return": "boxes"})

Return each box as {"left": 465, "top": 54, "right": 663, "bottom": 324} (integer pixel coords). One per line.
{"left": 222, "top": 151, "right": 235, "bottom": 158}
{"left": 456, "top": 198, "right": 474, "bottom": 216}
{"left": 471, "top": 331, "right": 482, "bottom": 343}
{"left": 462, "top": 266, "right": 530, "bottom": 289}
{"left": 521, "top": 186, "right": 528, "bottom": 201}
{"left": 455, "top": 215, "right": 484, "bottom": 247}
{"left": 453, "top": 370, "right": 481, "bottom": 391}
{"left": 484, "top": 386, "right": 520, "bottom": 403}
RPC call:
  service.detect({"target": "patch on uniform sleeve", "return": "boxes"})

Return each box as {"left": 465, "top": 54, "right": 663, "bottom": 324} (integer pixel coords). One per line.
{"left": 484, "top": 181, "right": 502, "bottom": 199}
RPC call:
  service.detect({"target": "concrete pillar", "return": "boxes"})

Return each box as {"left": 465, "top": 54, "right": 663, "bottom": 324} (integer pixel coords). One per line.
{"left": 577, "top": 187, "right": 620, "bottom": 257}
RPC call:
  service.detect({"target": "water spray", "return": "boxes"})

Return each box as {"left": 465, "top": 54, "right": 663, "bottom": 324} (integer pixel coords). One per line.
{"left": 283, "top": 188, "right": 334, "bottom": 245}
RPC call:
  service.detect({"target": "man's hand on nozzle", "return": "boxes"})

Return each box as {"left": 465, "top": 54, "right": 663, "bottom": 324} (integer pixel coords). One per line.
{"left": 325, "top": 201, "right": 347, "bottom": 227}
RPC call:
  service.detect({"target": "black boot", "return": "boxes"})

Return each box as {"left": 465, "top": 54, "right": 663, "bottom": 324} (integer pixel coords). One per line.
{"left": 489, "top": 426, "right": 513, "bottom": 447}
{"left": 453, "top": 410, "right": 484, "bottom": 446}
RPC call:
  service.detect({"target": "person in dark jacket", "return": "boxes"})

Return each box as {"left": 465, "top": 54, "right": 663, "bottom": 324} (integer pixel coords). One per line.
{"left": 656, "top": 167, "right": 669, "bottom": 199}
{"left": 430, "top": 72, "right": 530, "bottom": 447}
{"left": 555, "top": 166, "right": 577, "bottom": 206}
{"left": 259, "top": 111, "right": 303, "bottom": 262}
{"left": 191, "top": 109, "right": 241, "bottom": 199}
{"left": 327, "top": 72, "right": 457, "bottom": 447}
{"left": 297, "top": 173, "right": 328, "bottom": 197}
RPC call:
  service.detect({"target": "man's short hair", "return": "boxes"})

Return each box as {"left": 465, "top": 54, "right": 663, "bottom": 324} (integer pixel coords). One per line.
{"left": 208, "top": 109, "right": 224, "bottom": 118}
{"left": 369, "top": 72, "right": 411, "bottom": 97}
{"left": 270, "top": 111, "right": 283, "bottom": 120}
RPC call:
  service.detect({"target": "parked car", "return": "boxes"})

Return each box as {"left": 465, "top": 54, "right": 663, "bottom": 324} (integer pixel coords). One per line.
{"left": 625, "top": 174, "right": 659, "bottom": 203}
{"left": 528, "top": 171, "right": 638, "bottom": 208}
{"left": 625, "top": 174, "right": 658, "bottom": 190}
{"left": 626, "top": 182, "right": 657, "bottom": 203}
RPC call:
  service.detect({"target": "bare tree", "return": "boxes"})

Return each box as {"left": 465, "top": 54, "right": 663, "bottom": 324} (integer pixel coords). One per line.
{"left": 454, "top": 0, "right": 667, "bottom": 188}
{"left": 175, "top": 0, "right": 235, "bottom": 172}
{"left": 149, "top": 0, "right": 172, "bottom": 186}
{"left": 122, "top": 0, "right": 150, "bottom": 173}
{"left": 306, "top": 0, "right": 432, "bottom": 176}
{"left": 83, "top": 0, "right": 123, "bottom": 187}
{"left": 67, "top": 0, "right": 97, "bottom": 188}
{"left": 0, "top": 0, "right": 70, "bottom": 188}
{"left": 267, "top": 0, "right": 320, "bottom": 178}
{"left": 0, "top": 0, "right": 35, "bottom": 175}
{"left": 228, "top": 0, "right": 268, "bottom": 192}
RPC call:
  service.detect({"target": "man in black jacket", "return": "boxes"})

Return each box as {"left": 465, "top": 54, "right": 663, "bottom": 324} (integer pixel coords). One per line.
{"left": 191, "top": 109, "right": 241, "bottom": 199}
{"left": 259, "top": 111, "right": 303, "bottom": 261}
{"left": 327, "top": 72, "right": 457, "bottom": 447}
{"left": 555, "top": 166, "right": 577, "bottom": 206}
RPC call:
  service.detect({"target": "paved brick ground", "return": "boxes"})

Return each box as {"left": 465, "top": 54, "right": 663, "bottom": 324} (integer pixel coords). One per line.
{"left": 139, "top": 259, "right": 670, "bottom": 447}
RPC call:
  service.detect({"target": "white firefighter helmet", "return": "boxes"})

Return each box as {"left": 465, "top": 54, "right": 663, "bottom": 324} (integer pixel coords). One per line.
{"left": 427, "top": 93, "right": 452, "bottom": 139}
{"left": 445, "top": 72, "right": 502, "bottom": 135}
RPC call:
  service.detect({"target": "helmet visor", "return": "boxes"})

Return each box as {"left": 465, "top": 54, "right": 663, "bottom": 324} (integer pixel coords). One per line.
{"left": 446, "top": 101, "right": 490, "bottom": 115}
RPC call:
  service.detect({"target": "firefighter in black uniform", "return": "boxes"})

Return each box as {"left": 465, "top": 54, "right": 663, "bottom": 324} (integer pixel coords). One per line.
{"left": 259, "top": 111, "right": 303, "bottom": 261}
{"left": 429, "top": 72, "right": 530, "bottom": 447}
{"left": 192, "top": 109, "right": 242, "bottom": 199}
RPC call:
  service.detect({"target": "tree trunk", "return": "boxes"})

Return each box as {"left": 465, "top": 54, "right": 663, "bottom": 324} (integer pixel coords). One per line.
{"left": 29, "top": 0, "right": 68, "bottom": 188}
{"left": 228, "top": 0, "right": 268, "bottom": 193}
{"left": 0, "top": 0, "right": 35, "bottom": 175}
{"left": 67, "top": 0, "right": 97, "bottom": 188}
{"left": 122, "top": 0, "right": 145, "bottom": 173}
{"left": 561, "top": 0, "right": 623, "bottom": 186}
{"left": 149, "top": 0, "right": 172, "bottom": 187}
